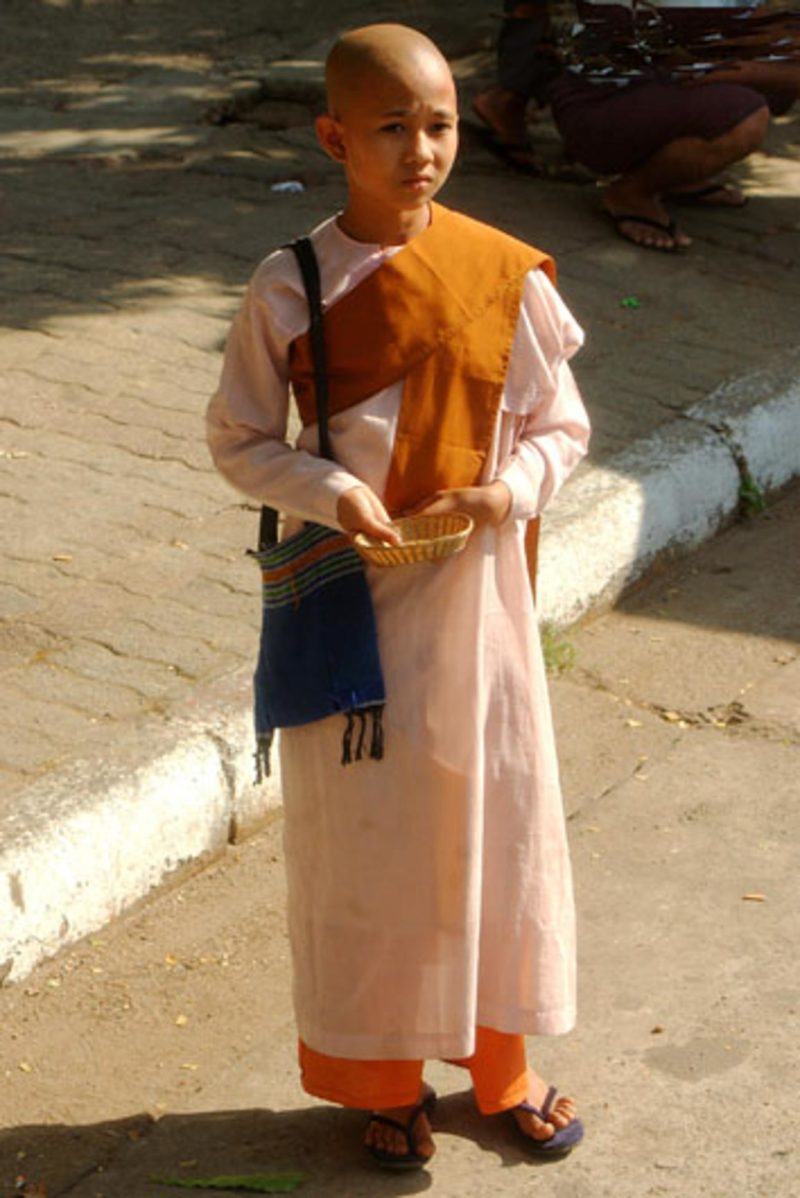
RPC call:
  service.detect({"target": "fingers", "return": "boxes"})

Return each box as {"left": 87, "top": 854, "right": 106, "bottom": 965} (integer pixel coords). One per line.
{"left": 360, "top": 492, "right": 402, "bottom": 545}
{"left": 359, "top": 512, "right": 402, "bottom": 545}
{"left": 337, "top": 486, "right": 402, "bottom": 545}
{"left": 410, "top": 482, "right": 511, "bottom": 526}
{"left": 407, "top": 493, "right": 452, "bottom": 517}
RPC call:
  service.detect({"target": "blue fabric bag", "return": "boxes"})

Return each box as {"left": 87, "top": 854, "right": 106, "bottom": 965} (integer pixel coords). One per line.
{"left": 250, "top": 239, "right": 386, "bottom": 780}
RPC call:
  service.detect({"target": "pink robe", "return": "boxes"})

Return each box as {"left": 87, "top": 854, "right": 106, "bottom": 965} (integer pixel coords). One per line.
{"left": 207, "top": 214, "right": 591, "bottom": 1060}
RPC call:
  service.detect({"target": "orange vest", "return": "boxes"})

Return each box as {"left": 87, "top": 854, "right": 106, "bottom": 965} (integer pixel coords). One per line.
{"left": 289, "top": 203, "right": 554, "bottom": 581}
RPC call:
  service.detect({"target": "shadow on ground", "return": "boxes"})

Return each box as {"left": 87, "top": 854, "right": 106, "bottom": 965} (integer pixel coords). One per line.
{"left": 0, "top": 1089, "right": 564, "bottom": 1197}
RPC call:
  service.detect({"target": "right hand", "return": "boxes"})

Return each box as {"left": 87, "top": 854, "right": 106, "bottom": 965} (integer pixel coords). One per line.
{"left": 337, "top": 485, "right": 402, "bottom": 546}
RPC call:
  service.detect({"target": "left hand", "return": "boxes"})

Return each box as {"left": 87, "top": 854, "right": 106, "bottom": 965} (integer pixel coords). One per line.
{"left": 406, "top": 481, "right": 512, "bottom": 527}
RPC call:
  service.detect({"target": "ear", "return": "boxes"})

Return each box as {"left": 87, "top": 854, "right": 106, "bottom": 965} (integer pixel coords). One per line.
{"left": 315, "top": 113, "right": 347, "bottom": 163}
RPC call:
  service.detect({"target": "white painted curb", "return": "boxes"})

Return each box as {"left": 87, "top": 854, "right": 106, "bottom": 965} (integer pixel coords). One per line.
{"left": 539, "top": 355, "right": 800, "bottom": 626}
{"left": 0, "top": 677, "right": 280, "bottom": 985}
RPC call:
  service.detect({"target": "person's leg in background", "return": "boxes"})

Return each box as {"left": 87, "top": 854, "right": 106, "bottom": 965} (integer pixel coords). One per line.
{"left": 472, "top": 1, "right": 559, "bottom": 171}
{"left": 550, "top": 76, "right": 770, "bottom": 250}
{"left": 601, "top": 102, "right": 769, "bottom": 250}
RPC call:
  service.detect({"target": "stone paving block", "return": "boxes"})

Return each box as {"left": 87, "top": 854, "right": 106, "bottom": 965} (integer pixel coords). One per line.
{"left": 0, "top": 691, "right": 108, "bottom": 775}
{"left": 7, "top": 661, "right": 149, "bottom": 719}
{"left": 52, "top": 637, "right": 194, "bottom": 691}
{"left": 71, "top": 622, "right": 236, "bottom": 684}
{"left": 106, "top": 597, "right": 259, "bottom": 659}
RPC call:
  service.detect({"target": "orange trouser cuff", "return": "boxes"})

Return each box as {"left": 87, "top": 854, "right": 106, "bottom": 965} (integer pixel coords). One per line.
{"left": 299, "top": 1025, "right": 529, "bottom": 1114}
{"left": 298, "top": 1040, "right": 423, "bottom": 1110}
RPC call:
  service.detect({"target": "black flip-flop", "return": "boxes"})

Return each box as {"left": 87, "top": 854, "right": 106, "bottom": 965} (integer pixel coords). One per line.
{"left": 365, "top": 1089, "right": 437, "bottom": 1171}
{"left": 668, "top": 182, "right": 748, "bottom": 208}
{"left": 512, "top": 1086, "right": 584, "bottom": 1158}
{"left": 607, "top": 211, "right": 685, "bottom": 252}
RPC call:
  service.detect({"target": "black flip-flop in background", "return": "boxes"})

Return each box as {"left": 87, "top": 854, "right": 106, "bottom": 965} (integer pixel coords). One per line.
{"left": 606, "top": 210, "right": 686, "bottom": 253}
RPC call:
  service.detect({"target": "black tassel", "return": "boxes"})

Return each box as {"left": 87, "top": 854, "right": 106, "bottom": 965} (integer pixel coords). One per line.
{"left": 369, "top": 705, "right": 385, "bottom": 760}
{"left": 354, "top": 710, "right": 367, "bottom": 761}
{"left": 254, "top": 729, "right": 274, "bottom": 784}
{"left": 341, "top": 711, "right": 355, "bottom": 765}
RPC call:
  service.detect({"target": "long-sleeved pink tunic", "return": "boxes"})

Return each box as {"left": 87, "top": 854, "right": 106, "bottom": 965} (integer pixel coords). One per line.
{"left": 207, "top": 214, "right": 591, "bottom": 1061}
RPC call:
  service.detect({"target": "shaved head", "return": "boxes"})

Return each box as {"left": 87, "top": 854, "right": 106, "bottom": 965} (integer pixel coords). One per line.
{"left": 325, "top": 23, "right": 455, "bottom": 118}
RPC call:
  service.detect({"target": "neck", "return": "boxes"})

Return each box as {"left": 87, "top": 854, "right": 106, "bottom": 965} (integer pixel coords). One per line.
{"left": 337, "top": 199, "right": 432, "bottom": 247}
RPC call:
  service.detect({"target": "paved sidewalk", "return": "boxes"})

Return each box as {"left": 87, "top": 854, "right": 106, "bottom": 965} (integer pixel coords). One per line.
{"left": 1, "top": 1, "right": 799, "bottom": 978}
{"left": 1, "top": 483, "right": 797, "bottom": 1197}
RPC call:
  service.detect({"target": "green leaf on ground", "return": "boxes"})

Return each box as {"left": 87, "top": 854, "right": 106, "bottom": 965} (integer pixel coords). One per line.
{"left": 151, "top": 1174, "right": 305, "bottom": 1193}
{"left": 541, "top": 623, "right": 576, "bottom": 674}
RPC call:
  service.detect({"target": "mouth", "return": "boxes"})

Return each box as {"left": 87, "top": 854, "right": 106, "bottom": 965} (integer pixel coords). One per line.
{"left": 402, "top": 176, "right": 433, "bottom": 189}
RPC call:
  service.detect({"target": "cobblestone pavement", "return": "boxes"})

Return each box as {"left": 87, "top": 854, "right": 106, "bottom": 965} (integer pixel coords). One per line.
{"left": 2, "top": 0, "right": 799, "bottom": 800}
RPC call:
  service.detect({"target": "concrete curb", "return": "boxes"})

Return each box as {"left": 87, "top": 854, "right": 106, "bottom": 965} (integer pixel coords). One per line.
{"left": 2, "top": 357, "right": 799, "bottom": 985}
{"left": 0, "top": 676, "right": 281, "bottom": 985}
{"left": 539, "top": 350, "right": 800, "bottom": 625}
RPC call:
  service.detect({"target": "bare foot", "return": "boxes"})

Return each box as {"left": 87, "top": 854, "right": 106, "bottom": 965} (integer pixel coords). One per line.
{"left": 511, "top": 1069, "right": 579, "bottom": 1144}
{"left": 365, "top": 1083, "right": 436, "bottom": 1165}
{"left": 602, "top": 179, "right": 691, "bottom": 251}
{"left": 472, "top": 85, "right": 530, "bottom": 147}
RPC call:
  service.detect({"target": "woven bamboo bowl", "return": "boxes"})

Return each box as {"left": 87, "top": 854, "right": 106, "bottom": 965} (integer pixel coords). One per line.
{"left": 353, "top": 513, "right": 474, "bottom": 567}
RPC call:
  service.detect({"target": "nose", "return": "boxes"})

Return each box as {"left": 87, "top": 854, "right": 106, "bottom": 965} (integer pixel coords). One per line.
{"left": 405, "top": 129, "right": 434, "bottom": 166}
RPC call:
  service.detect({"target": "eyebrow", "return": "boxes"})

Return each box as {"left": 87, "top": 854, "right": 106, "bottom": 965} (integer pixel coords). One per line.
{"left": 380, "top": 107, "right": 457, "bottom": 118}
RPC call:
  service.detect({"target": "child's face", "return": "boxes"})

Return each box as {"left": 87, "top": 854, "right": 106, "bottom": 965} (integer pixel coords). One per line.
{"left": 318, "top": 56, "right": 458, "bottom": 220}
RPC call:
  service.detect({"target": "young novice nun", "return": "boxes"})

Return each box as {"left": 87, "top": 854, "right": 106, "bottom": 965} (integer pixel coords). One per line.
{"left": 207, "top": 22, "right": 590, "bottom": 1171}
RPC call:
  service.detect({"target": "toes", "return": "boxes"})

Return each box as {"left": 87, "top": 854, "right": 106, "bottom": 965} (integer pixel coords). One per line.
{"left": 513, "top": 1108, "right": 556, "bottom": 1142}
{"left": 365, "top": 1107, "right": 435, "bottom": 1161}
{"left": 550, "top": 1097, "right": 577, "bottom": 1129}
{"left": 617, "top": 221, "right": 674, "bottom": 250}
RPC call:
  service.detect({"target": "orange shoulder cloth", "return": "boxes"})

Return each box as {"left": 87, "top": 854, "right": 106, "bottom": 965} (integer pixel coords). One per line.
{"left": 289, "top": 202, "right": 553, "bottom": 515}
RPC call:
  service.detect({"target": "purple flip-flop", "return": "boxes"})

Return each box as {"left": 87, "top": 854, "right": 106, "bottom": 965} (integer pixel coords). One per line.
{"left": 513, "top": 1086, "right": 584, "bottom": 1158}
{"left": 366, "top": 1089, "right": 437, "bottom": 1171}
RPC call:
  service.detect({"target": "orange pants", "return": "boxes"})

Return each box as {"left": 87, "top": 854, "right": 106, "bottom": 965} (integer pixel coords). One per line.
{"left": 299, "top": 1025, "right": 529, "bottom": 1114}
